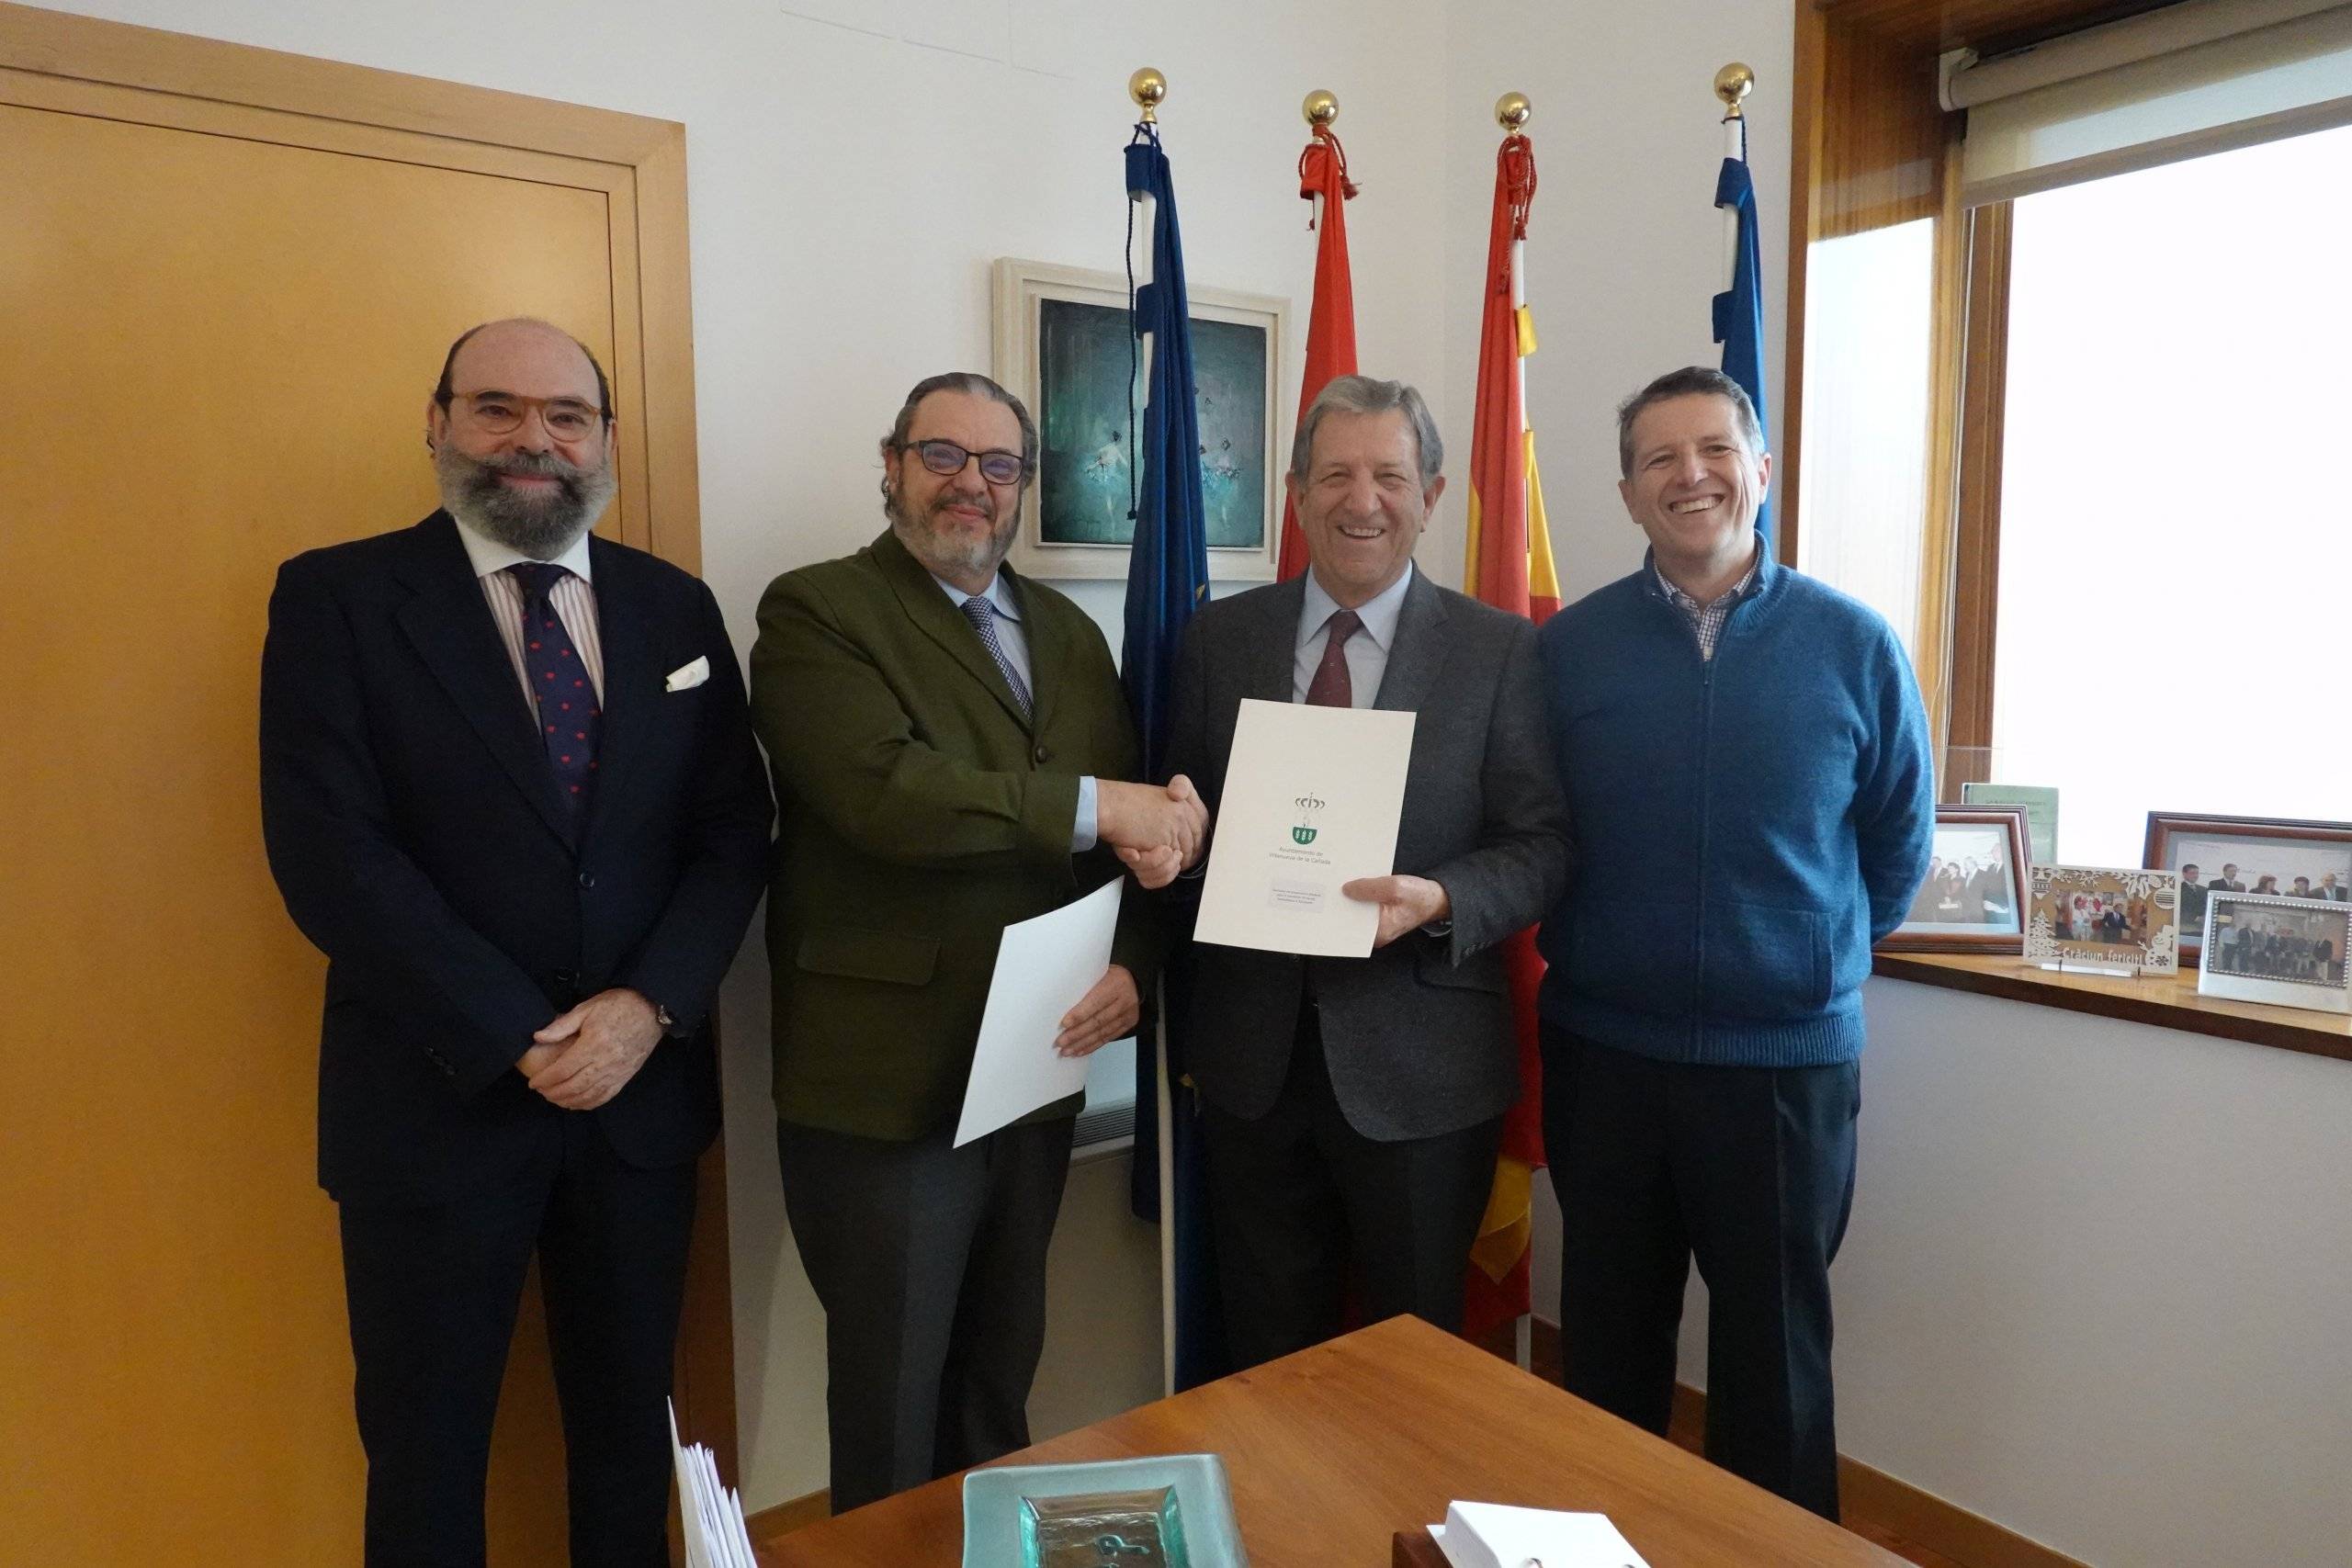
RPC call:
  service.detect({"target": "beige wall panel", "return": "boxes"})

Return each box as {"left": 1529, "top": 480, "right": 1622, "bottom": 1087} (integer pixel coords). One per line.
{"left": 0, "top": 99, "right": 617, "bottom": 1563}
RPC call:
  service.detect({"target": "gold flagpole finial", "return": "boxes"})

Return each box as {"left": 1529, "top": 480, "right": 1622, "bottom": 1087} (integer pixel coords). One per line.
{"left": 1713, "top": 62, "right": 1755, "bottom": 118}
{"left": 1303, "top": 89, "right": 1339, "bottom": 130}
{"left": 1129, "top": 67, "right": 1168, "bottom": 122}
{"left": 1495, "top": 92, "right": 1532, "bottom": 134}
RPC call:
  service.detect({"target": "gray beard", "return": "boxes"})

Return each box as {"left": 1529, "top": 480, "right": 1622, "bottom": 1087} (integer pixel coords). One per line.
{"left": 885, "top": 487, "right": 1017, "bottom": 582}
{"left": 436, "top": 445, "right": 616, "bottom": 559}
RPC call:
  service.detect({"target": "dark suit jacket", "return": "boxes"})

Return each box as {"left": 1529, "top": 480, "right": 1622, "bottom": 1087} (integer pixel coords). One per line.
{"left": 260, "top": 513, "right": 773, "bottom": 1205}
{"left": 1163, "top": 570, "right": 1571, "bottom": 1142}
{"left": 749, "top": 529, "right": 1154, "bottom": 1142}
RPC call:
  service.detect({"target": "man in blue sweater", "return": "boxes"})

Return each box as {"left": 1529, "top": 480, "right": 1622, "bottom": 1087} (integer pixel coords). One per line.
{"left": 1535, "top": 367, "right": 1932, "bottom": 1519}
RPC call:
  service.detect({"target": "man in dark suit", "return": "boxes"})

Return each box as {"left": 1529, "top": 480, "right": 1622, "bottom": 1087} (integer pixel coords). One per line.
{"left": 2211, "top": 863, "right": 2248, "bottom": 893}
{"left": 1148, "top": 375, "right": 1571, "bottom": 1371}
{"left": 2318, "top": 873, "right": 2348, "bottom": 902}
{"left": 259, "top": 319, "right": 773, "bottom": 1568}
{"left": 749, "top": 371, "right": 1203, "bottom": 1511}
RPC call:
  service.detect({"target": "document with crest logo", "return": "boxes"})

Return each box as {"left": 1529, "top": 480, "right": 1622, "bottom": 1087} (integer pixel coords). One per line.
{"left": 1194, "top": 697, "right": 1417, "bottom": 957}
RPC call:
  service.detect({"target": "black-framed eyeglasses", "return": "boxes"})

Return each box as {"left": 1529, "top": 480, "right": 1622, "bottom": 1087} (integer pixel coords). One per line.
{"left": 899, "top": 438, "right": 1026, "bottom": 486}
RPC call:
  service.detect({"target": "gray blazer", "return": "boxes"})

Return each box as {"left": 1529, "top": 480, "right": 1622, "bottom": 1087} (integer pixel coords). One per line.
{"left": 1164, "top": 570, "right": 1571, "bottom": 1140}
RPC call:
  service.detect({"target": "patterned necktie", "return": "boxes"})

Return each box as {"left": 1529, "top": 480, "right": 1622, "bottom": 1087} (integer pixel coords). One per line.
{"left": 1306, "top": 609, "right": 1362, "bottom": 707}
{"left": 959, "top": 594, "right": 1033, "bottom": 720}
{"left": 508, "top": 562, "right": 600, "bottom": 819}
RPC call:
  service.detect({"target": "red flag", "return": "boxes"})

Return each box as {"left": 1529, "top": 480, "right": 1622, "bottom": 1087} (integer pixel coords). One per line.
{"left": 1276, "top": 127, "right": 1359, "bottom": 582}
{"left": 1460, "top": 131, "right": 1561, "bottom": 1342}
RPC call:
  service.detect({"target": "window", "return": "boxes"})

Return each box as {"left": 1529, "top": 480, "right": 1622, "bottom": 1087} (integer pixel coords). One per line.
{"left": 1984, "top": 123, "right": 2352, "bottom": 863}
{"left": 1796, "top": 219, "right": 1939, "bottom": 667}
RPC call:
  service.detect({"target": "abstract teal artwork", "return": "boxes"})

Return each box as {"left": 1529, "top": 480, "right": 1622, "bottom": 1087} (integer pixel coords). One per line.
{"left": 1035, "top": 298, "right": 1269, "bottom": 551}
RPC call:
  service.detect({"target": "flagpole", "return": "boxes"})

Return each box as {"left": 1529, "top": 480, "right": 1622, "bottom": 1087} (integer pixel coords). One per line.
{"left": 1303, "top": 89, "right": 1339, "bottom": 235}
{"left": 1129, "top": 68, "right": 1166, "bottom": 395}
{"left": 1715, "top": 62, "right": 1754, "bottom": 292}
{"left": 1498, "top": 88, "right": 1538, "bottom": 1374}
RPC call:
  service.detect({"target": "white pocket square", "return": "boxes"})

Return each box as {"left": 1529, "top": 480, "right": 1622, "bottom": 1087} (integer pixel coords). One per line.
{"left": 664, "top": 656, "right": 710, "bottom": 693}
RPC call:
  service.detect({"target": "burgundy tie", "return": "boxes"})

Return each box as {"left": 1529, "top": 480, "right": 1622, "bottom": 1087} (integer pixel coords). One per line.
{"left": 507, "top": 562, "right": 600, "bottom": 821}
{"left": 1306, "top": 609, "right": 1362, "bottom": 708}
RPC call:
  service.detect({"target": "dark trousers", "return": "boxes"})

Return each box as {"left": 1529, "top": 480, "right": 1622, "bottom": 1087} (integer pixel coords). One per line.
{"left": 336, "top": 1114, "right": 698, "bottom": 1568}
{"left": 775, "top": 1114, "right": 1075, "bottom": 1514}
{"left": 1541, "top": 1023, "right": 1859, "bottom": 1520}
{"left": 1203, "top": 1007, "right": 1504, "bottom": 1372}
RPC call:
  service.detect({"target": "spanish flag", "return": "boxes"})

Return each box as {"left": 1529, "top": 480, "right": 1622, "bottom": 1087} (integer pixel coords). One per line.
{"left": 1275, "top": 125, "right": 1359, "bottom": 582}
{"left": 1460, "top": 128, "right": 1558, "bottom": 1341}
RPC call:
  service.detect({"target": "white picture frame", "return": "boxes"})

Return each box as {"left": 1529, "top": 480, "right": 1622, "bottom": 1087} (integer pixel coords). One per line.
{"left": 991, "top": 257, "right": 1290, "bottom": 582}
{"left": 2197, "top": 892, "right": 2351, "bottom": 1014}
{"left": 2023, "top": 863, "right": 2181, "bottom": 975}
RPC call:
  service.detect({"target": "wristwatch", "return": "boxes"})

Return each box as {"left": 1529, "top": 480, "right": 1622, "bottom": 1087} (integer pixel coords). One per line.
{"left": 652, "top": 999, "right": 683, "bottom": 1036}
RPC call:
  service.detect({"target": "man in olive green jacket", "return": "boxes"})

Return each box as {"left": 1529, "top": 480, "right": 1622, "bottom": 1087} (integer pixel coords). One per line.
{"left": 749, "top": 371, "right": 1202, "bottom": 1511}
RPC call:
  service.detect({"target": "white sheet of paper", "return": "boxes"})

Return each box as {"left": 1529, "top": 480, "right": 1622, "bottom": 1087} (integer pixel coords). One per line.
{"left": 671, "top": 1399, "right": 757, "bottom": 1568}
{"left": 953, "top": 876, "right": 1125, "bottom": 1148}
{"left": 1195, "top": 697, "right": 1417, "bottom": 957}
{"left": 1429, "top": 1501, "right": 1652, "bottom": 1568}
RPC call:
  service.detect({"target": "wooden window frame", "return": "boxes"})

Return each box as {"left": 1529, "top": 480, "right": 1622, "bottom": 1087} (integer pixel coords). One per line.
{"left": 1787, "top": 1, "right": 2352, "bottom": 1060}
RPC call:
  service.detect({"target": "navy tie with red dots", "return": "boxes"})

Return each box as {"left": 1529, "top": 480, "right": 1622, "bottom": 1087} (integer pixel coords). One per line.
{"left": 507, "top": 562, "right": 599, "bottom": 821}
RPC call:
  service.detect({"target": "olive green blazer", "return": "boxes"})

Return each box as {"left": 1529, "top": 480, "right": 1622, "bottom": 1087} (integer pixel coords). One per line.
{"left": 749, "top": 528, "right": 1154, "bottom": 1140}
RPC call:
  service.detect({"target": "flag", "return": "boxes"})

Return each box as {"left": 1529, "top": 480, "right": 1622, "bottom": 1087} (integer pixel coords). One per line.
{"left": 1119, "top": 120, "right": 1227, "bottom": 1392}
{"left": 1713, "top": 118, "right": 1772, "bottom": 542}
{"left": 1275, "top": 126, "right": 1359, "bottom": 581}
{"left": 1460, "top": 129, "right": 1561, "bottom": 1343}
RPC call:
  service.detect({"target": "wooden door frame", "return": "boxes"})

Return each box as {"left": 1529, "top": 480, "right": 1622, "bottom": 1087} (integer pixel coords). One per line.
{"left": 0, "top": 0, "right": 735, "bottom": 1472}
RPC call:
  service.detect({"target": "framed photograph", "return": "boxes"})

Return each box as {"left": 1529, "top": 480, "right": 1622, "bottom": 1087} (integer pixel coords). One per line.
{"left": 2023, "top": 864, "right": 2182, "bottom": 975}
{"left": 1880, "top": 806, "right": 2031, "bottom": 953}
{"left": 2142, "top": 813, "right": 2352, "bottom": 964}
{"left": 2199, "top": 893, "right": 2350, "bottom": 1014}
{"left": 992, "top": 257, "right": 1290, "bottom": 581}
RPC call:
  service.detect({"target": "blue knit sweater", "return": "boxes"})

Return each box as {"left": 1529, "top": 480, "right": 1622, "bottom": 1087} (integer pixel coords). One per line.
{"left": 1534, "top": 541, "right": 1933, "bottom": 1066}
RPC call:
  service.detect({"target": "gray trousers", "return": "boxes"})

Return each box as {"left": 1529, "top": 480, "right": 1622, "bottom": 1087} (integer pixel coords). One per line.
{"left": 775, "top": 1114, "right": 1075, "bottom": 1513}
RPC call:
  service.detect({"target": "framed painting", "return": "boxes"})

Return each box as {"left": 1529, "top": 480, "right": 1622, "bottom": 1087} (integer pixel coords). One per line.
{"left": 1879, "top": 806, "right": 2032, "bottom": 953}
{"left": 2142, "top": 812, "right": 2352, "bottom": 964}
{"left": 992, "top": 257, "right": 1289, "bottom": 581}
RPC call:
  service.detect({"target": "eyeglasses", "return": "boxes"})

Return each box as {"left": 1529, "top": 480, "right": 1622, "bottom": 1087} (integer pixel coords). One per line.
{"left": 899, "top": 438, "right": 1026, "bottom": 486}
{"left": 445, "top": 391, "right": 608, "bottom": 441}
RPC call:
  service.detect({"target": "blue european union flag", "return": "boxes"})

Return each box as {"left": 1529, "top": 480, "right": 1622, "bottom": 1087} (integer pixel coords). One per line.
{"left": 1120, "top": 123, "right": 1226, "bottom": 1391}
{"left": 1713, "top": 140, "right": 1773, "bottom": 544}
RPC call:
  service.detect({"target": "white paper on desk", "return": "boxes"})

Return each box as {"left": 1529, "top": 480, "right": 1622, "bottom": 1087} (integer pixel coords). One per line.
{"left": 1430, "top": 1500, "right": 1653, "bottom": 1568}
{"left": 953, "top": 876, "right": 1125, "bottom": 1147}
{"left": 1194, "top": 697, "right": 1416, "bottom": 957}
{"left": 671, "top": 1399, "right": 757, "bottom": 1568}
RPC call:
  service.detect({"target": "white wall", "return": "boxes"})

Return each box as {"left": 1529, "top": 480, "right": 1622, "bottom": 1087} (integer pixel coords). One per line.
{"left": 1824, "top": 981, "right": 2352, "bottom": 1566}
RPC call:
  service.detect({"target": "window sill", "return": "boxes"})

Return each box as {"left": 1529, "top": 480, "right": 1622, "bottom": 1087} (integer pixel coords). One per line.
{"left": 1871, "top": 952, "right": 2352, "bottom": 1065}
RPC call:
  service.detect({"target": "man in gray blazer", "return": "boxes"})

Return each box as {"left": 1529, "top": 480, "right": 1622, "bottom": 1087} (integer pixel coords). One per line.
{"left": 1147, "top": 375, "right": 1570, "bottom": 1371}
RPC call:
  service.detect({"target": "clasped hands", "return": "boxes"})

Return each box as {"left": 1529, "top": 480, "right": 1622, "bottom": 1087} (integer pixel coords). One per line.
{"left": 514, "top": 987, "right": 662, "bottom": 1110}
{"left": 1099, "top": 775, "right": 1208, "bottom": 890}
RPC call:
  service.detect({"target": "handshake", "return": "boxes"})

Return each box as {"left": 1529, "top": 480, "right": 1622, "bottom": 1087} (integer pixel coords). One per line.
{"left": 1098, "top": 776, "right": 1209, "bottom": 890}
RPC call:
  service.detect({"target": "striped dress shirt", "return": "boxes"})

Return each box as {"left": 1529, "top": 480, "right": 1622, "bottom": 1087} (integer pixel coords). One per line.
{"left": 451, "top": 519, "right": 605, "bottom": 710}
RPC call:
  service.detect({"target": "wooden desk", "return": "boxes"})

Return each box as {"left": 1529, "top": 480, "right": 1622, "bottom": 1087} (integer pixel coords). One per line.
{"left": 753, "top": 1315, "right": 1905, "bottom": 1566}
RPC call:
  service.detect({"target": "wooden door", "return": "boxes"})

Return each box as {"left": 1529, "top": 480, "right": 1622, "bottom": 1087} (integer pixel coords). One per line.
{"left": 0, "top": 8, "right": 721, "bottom": 1562}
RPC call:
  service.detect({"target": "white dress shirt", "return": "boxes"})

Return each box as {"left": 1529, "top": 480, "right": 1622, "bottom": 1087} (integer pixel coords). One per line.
{"left": 1294, "top": 561, "right": 1415, "bottom": 706}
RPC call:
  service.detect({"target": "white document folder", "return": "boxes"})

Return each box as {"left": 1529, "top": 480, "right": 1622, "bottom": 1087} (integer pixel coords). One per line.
{"left": 1193, "top": 697, "right": 1416, "bottom": 958}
